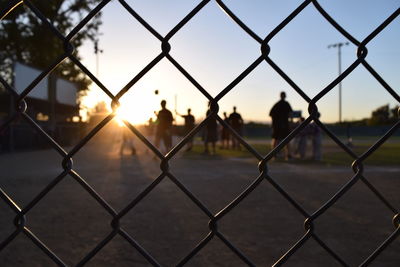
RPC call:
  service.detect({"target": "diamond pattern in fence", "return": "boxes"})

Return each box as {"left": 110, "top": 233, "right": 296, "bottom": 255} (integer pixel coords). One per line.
{"left": 0, "top": 0, "right": 399, "bottom": 266}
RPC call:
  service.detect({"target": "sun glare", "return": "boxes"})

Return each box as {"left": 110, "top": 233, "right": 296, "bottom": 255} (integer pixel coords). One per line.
{"left": 114, "top": 105, "right": 139, "bottom": 126}
{"left": 114, "top": 109, "right": 126, "bottom": 127}
{"left": 82, "top": 80, "right": 177, "bottom": 126}
{"left": 114, "top": 93, "right": 159, "bottom": 126}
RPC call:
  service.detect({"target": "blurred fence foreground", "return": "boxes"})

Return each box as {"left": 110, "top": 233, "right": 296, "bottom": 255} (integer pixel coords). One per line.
{"left": 1, "top": 1, "right": 399, "bottom": 266}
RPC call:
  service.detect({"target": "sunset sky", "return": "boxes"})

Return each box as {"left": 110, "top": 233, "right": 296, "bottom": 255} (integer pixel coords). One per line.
{"left": 79, "top": 0, "right": 400, "bottom": 125}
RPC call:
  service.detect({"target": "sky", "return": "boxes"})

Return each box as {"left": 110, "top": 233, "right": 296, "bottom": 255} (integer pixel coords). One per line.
{"left": 78, "top": 0, "right": 400, "bottom": 125}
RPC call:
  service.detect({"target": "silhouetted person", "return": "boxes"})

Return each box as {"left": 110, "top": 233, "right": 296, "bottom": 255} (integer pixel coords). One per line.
{"left": 204, "top": 104, "right": 217, "bottom": 155}
{"left": 155, "top": 100, "right": 173, "bottom": 153}
{"left": 295, "top": 117, "right": 308, "bottom": 159}
{"left": 177, "top": 108, "right": 195, "bottom": 151}
{"left": 220, "top": 112, "right": 230, "bottom": 149}
{"left": 229, "top": 106, "right": 244, "bottom": 150}
{"left": 147, "top": 117, "right": 155, "bottom": 136}
{"left": 346, "top": 122, "right": 353, "bottom": 147}
{"left": 269, "top": 92, "right": 293, "bottom": 160}
{"left": 120, "top": 126, "right": 136, "bottom": 156}
{"left": 310, "top": 112, "right": 322, "bottom": 161}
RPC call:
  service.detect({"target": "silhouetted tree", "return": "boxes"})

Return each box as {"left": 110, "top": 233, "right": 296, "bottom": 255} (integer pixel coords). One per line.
{"left": 390, "top": 105, "right": 399, "bottom": 120}
{"left": 368, "top": 104, "right": 398, "bottom": 125}
{"left": 94, "top": 101, "right": 108, "bottom": 114}
{"left": 0, "top": 0, "right": 102, "bottom": 91}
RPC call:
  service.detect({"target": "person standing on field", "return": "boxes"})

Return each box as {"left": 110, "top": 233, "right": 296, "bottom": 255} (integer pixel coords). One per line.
{"left": 176, "top": 108, "right": 195, "bottom": 151}
{"left": 154, "top": 100, "right": 174, "bottom": 153}
{"left": 228, "top": 106, "right": 244, "bottom": 150}
{"left": 203, "top": 103, "right": 218, "bottom": 155}
{"left": 269, "top": 91, "right": 293, "bottom": 160}
{"left": 310, "top": 112, "right": 322, "bottom": 161}
{"left": 220, "top": 112, "right": 230, "bottom": 149}
{"left": 120, "top": 126, "right": 136, "bottom": 156}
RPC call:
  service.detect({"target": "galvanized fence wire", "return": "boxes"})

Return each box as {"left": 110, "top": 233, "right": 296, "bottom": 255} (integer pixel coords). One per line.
{"left": 0, "top": 0, "right": 399, "bottom": 266}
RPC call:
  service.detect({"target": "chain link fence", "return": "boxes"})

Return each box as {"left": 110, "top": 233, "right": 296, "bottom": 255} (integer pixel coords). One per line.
{"left": 1, "top": 0, "right": 399, "bottom": 266}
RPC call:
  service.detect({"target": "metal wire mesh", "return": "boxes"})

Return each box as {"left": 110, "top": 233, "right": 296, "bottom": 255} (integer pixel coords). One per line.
{"left": 0, "top": 0, "right": 399, "bottom": 266}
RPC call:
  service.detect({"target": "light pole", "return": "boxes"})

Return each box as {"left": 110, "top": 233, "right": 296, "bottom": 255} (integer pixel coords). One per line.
{"left": 328, "top": 41, "right": 349, "bottom": 123}
{"left": 94, "top": 39, "right": 103, "bottom": 77}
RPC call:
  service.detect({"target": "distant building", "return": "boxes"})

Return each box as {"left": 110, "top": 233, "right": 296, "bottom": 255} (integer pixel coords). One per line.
{"left": 0, "top": 62, "right": 81, "bottom": 151}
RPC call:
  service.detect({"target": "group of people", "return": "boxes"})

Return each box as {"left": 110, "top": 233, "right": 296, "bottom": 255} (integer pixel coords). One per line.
{"left": 120, "top": 100, "right": 193, "bottom": 156}
{"left": 119, "top": 100, "right": 175, "bottom": 156}
{"left": 120, "top": 93, "right": 322, "bottom": 161}
{"left": 148, "top": 100, "right": 245, "bottom": 155}
{"left": 203, "top": 106, "right": 244, "bottom": 155}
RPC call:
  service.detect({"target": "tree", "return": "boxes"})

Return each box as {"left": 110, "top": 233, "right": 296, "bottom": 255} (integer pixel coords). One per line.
{"left": 390, "top": 105, "right": 399, "bottom": 120}
{"left": 0, "top": 0, "right": 102, "bottom": 91}
{"left": 368, "top": 104, "right": 398, "bottom": 125}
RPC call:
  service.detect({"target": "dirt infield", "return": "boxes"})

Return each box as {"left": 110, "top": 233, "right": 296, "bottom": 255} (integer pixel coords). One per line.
{"left": 0, "top": 127, "right": 399, "bottom": 266}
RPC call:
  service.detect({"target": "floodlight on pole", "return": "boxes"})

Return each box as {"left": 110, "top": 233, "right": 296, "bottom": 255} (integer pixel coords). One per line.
{"left": 328, "top": 41, "right": 349, "bottom": 123}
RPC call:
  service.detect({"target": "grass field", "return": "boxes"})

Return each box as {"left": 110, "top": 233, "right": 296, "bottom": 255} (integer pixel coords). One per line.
{"left": 185, "top": 140, "right": 400, "bottom": 166}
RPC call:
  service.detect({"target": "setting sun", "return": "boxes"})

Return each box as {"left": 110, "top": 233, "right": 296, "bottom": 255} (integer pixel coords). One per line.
{"left": 114, "top": 94, "right": 158, "bottom": 126}
{"left": 80, "top": 80, "right": 174, "bottom": 126}
{"left": 114, "top": 102, "right": 151, "bottom": 126}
